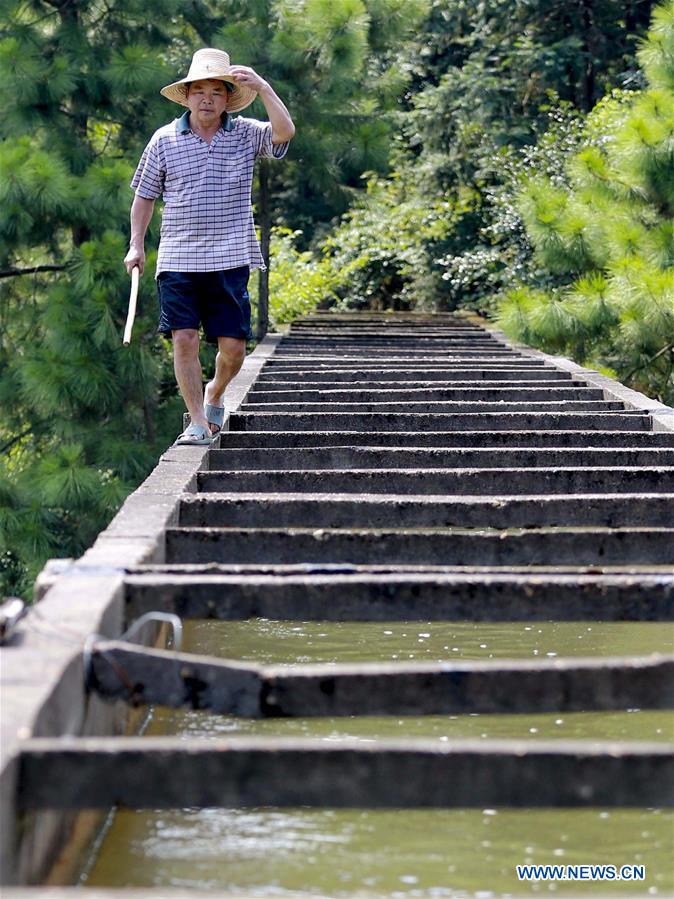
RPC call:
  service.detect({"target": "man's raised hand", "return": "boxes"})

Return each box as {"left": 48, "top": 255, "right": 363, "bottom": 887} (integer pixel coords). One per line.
{"left": 227, "top": 66, "right": 269, "bottom": 94}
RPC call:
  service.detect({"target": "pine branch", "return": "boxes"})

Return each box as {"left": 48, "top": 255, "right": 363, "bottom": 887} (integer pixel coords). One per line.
{"left": 0, "top": 429, "right": 33, "bottom": 456}
{"left": 623, "top": 342, "right": 674, "bottom": 383}
{"left": 0, "top": 265, "right": 66, "bottom": 280}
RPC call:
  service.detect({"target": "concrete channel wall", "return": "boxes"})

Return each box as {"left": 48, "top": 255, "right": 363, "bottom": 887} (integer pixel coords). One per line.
{"left": 0, "top": 311, "right": 673, "bottom": 894}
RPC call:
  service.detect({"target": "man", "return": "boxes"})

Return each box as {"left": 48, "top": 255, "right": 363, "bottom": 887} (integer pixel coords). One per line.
{"left": 124, "top": 48, "right": 295, "bottom": 445}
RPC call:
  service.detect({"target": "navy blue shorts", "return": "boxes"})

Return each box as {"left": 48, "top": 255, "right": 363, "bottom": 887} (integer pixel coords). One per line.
{"left": 156, "top": 267, "right": 253, "bottom": 344}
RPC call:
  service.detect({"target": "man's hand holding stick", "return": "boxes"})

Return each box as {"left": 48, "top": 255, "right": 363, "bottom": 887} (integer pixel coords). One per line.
{"left": 123, "top": 214, "right": 150, "bottom": 346}
{"left": 123, "top": 265, "right": 140, "bottom": 346}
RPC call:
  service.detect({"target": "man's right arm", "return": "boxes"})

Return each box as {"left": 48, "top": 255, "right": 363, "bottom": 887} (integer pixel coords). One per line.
{"left": 124, "top": 195, "right": 155, "bottom": 275}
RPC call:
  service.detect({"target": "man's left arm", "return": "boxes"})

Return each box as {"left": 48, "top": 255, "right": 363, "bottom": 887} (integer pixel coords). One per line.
{"left": 227, "top": 66, "right": 295, "bottom": 143}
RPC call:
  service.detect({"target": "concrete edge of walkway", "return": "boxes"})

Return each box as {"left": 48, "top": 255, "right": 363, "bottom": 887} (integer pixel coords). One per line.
{"left": 459, "top": 312, "right": 674, "bottom": 433}
{"left": 0, "top": 334, "right": 282, "bottom": 885}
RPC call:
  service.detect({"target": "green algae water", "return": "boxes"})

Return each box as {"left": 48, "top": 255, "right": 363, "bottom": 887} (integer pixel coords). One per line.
{"left": 81, "top": 619, "right": 674, "bottom": 894}
{"left": 177, "top": 619, "right": 674, "bottom": 664}
{"left": 84, "top": 807, "right": 673, "bottom": 895}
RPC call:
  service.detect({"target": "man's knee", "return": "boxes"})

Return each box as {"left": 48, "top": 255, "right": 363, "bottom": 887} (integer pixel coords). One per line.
{"left": 217, "top": 337, "right": 246, "bottom": 368}
{"left": 173, "top": 329, "right": 200, "bottom": 357}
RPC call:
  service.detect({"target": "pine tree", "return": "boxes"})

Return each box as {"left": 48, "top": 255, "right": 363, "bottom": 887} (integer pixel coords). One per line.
{"left": 497, "top": 1, "right": 674, "bottom": 404}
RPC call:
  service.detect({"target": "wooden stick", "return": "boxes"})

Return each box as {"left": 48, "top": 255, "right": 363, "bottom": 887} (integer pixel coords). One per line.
{"left": 123, "top": 266, "right": 140, "bottom": 346}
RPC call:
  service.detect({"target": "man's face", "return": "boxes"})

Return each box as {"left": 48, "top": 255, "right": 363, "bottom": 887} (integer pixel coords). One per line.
{"left": 186, "top": 79, "right": 229, "bottom": 125}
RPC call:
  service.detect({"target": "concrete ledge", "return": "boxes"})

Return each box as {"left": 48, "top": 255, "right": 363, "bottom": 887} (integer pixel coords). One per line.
{"left": 206, "top": 446, "right": 674, "bottom": 470}
{"left": 0, "top": 575, "right": 125, "bottom": 884}
{"left": 17, "top": 736, "right": 674, "bottom": 809}
{"left": 179, "top": 492, "right": 674, "bottom": 528}
{"left": 164, "top": 525, "right": 674, "bottom": 567}
{"left": 216, "top": 429, "right": 674, "bottom": 447}
{"left": 88, "top": 643, "right": 674, "bottom": 715}
{"left": 229, "top": 411, "right": 653, "bottom": 432}
{"left": 196, "top": 467, "right": 674, "bottom": 495}
{"left": 123, "top": 569, "right": 674, "bottom": 621}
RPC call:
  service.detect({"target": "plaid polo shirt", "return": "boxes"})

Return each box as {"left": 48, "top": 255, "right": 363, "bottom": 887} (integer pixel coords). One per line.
{"left": 131, "top": 110, "right": 290, "bottom": 276}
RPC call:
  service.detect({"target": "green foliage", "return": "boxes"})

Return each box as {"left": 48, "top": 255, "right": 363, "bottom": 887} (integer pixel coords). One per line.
{"left": 264, "top": 229, "right": 341, "bottom": 326}
{"left": 321, "top": 172, "right": 459, "bottom": 310}
{"left": 212, "top": 0, "right": 430, "bottom": 237}
{"left": 497, "top": 3, "right": 674, "bottom": 404}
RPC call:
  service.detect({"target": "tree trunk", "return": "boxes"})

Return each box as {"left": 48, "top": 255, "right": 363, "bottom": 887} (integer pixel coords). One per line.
{"left": 579, "top": 0, "right": 596, "bottom": 112}
{"left": 257, "top": 158, "right": 270, "bottom": 342}
{"left": 143, "top": 397, "right": 155, "bottom": 443}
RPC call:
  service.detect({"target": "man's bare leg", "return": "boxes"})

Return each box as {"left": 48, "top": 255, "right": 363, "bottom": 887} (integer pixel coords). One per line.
{"left": 172, "top": 328, "right": 210, "bottom": 431}
{"left": 204, "top": 336, "right": 246, "bottom": 433}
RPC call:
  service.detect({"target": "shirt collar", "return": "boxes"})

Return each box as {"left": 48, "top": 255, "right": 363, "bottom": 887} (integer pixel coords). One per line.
{"left": 177, "top": 110, "right": 234, "bottom": 134}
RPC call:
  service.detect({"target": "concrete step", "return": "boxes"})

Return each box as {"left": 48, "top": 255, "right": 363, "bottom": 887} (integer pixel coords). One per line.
{"left": 124, "top": 569, "right": 674, "bottom": 621}
{"left": 279, "top": 329, "right": 504, "bottom": 337}
{"left": 20, "top": 736, "right": 674, "bottom": 810}
{"left": 207, "top": 447, "right": 674, "bottom": 470}
{"left": 165, "top": 526, "right": 674, "bottom": 566}
{"left": 180, "top": 492, "right": 674, "bottom": 528}
{"left": 273, "top": 349, "right": 519, "bottom": 359}
{"left": 274, "top": 343, "right": 518, "bottom": 351}
{"left": 89, "top": 641, "right": 674, "bottom": 716}
{"left": 277, "top": 332, "right": 507, "bottom": 339}
{"left": 245, "top": 386, "right": 606, "bottom": 402}
{"left": 280, "top": 335, "right": 507, "bottom": 344}
{"left": 254, "top": 379, "right": 581, "bottom": 392}
{"left": 256, "top": 370, "right": 575, "bottom": 382}
{"left": 197, "top": 467, "right": 674, "bottom": 494}
{"left": 278, "top": 334, "right": 511, "bottom": 341}
{"left": 218, "top": 429, "right": 674, "bottom": 448}
{"left": 279, "top": 341, "right": 509, "bottom": 351}
{"left": 293, "top": 313, "right": 474, "bottom": 320}
{"left": 263, "top": 359, "right": 554, "bottom": 369}
{"left": 241, "top": 400, "right": 626, "bottom": 414}
{"left": 293, "top": 326, "right": 481, "bottom": 332}
{"left": 230, "top": 411, "right": 652, "bottom": 432}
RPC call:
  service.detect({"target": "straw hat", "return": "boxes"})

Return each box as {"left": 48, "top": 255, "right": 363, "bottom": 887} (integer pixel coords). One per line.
{"left": 160, "top": 48, "right": 256, "bottom": 114}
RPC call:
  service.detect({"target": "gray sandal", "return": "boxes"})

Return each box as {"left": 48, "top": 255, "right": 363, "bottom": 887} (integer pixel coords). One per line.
{"left": 174, "top": 423, "right": 213, "bottom": 446}
{"left": 204, "top": 402, "right": 225, "bottom": 434}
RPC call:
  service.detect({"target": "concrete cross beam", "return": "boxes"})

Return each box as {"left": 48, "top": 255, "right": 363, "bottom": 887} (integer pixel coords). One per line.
{"left": 17, "top": 736, "right": 674, "bottom": 810}
{"left": 88, "top": 641, "right": 674, "bottom": 716}
{"left": 179, "top": 492, "right": 674, "bottom": 528}
{"left": 218, "top": 429, "right": 674, "bottom": 447}
{"left": 124, "top": 570, "right": 674, "bottom": 622}
{"left": 245, "top": 386, "right": 607, "bottom": 401}
{"left": 240, "top": 400, "right": 626, "bottom": 413}
{"left": 256, "top": 369, "right": 575, "bottom": 380}
{"left": 196, "top": 466, "right": 674, "bottom": 494}
{"left": 229, "top": 411, "right": 654, "bottom": 431}
{"left": 205, "top": 446, "right": 674, "bottom": 469}
{"left": 164, "top": 524, "right": 674, "bottom": 567}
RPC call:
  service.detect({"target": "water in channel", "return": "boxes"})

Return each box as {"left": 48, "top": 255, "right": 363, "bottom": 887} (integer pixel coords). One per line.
{"left": 82, "top": 619, "right": 674, "bottom": 895}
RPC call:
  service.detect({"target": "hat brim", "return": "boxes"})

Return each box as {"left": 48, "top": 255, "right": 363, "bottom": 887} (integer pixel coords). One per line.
{"left": 160, "top": 76, "right": 257, "bottom": 114}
